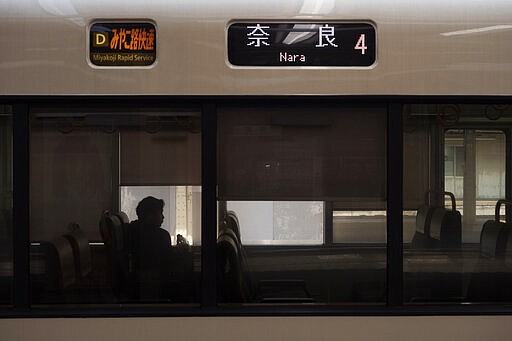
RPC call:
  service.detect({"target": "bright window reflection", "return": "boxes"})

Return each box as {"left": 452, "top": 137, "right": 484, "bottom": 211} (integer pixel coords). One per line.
{"left": 333, "top": 211, "right": 386, "bottom": 244}
{"left": 121, "top": 186, "right": 201, "bottom": 245}
{"left": 227, "top": 201, "right": 323, "bottom": 245}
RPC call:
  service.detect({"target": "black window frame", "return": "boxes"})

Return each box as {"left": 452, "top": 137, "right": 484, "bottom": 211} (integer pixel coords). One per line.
{"left": 2, "top": 95, "right": 512, "bottom": 317}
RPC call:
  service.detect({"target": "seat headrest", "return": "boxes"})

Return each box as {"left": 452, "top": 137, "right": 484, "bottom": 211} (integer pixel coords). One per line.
{"left": 480, "top": 220, "right": 510, "bottom": 258}
{"left": 429, "top": 207, "right": 461, "bottom": 241}
{"left": 415, "top": 205, "right": 433, "bottom": 234}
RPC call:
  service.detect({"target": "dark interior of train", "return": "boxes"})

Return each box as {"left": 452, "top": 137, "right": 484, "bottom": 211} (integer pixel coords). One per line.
{"left": 1, "top": 102, "right": 512, "bottom": 307}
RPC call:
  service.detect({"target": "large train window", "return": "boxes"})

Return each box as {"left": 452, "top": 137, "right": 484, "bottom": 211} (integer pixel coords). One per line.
{"left": 217, "top": 105, "right": 387, "bottom": 304}
{"left": 29, "top": 108, "right": 201, "bottom": 305}
{"left": 0, "top": 105, "right": 12, "bottom": 306}
{"left": 403, "top": 104, "right": 512, "bottom": 304}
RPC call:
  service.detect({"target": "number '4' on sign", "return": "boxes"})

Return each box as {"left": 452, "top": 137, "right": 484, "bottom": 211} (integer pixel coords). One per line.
{"left": 354, "top": 34, "right": 367, "bottom": 55}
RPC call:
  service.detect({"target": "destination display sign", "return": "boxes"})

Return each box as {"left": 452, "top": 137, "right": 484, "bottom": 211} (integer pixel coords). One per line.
{"left": 89, "top": 22, "right": 156, "bottom": 66}
{"left": 228, "top": 23, "right": 376, "bottom": 67}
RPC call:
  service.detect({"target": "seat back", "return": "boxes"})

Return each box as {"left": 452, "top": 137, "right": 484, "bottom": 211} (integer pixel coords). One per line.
{"left": 429, "top": 207, "right": 462, "bottom": 248}
{"left": 99, "top": 211, "right": 130, "bottom": 292}
{"left": 224, "top": 212, "right": 246, "bottom": 260}
{"left": 116, "top": 211, "right": 130, "bottom": 224}
{"left": 480, "top": 220, "right": 509, "bottom": 258}
{"left": 226, "top": 210, "right": 242, "bottom": 241}
{"left": 217, "top": 230, "right": 240, "bottom": 300}
{"left": 217, "top": 210, "right": 253, "bottom": 302}
{"left": 217, "top": 228, "right": 249, "bottom": 302}
{"left": 480, "top": 200, "right": 512, "bottom": 258}
{"left": 63, "top": 223, "right": 92, "bottom": 279}
{"left": 47, "top": 236, "right": 76, "bottom": 290}
{"left": 411, "top": 204, "right": 436, "bottom": 248}
{"left": 110, "top": 215, "right": 125, "bottom": 251}
{"left": 505, "top": 224, "right": 512, "bottom": 266}
{"left": 467, "top": 200, "right": 512, "bottom": 301}
{"left": 412, "top": 191, "right": 461, "bottom": 249}
{"left": 100, "top": 211, "right": 126, "bottom": 252}
{"left": 225, "top": 211, "right": 252, "bottom": 289}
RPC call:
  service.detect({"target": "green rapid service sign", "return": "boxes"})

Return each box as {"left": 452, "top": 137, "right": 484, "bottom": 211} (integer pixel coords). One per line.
{"left": 89, "top": 22, "right": 156, "bottom": 66}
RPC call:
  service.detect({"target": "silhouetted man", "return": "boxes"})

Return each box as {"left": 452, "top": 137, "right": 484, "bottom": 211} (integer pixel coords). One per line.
{"left": 127, "top": 196, "right": 172, "bottom": 301}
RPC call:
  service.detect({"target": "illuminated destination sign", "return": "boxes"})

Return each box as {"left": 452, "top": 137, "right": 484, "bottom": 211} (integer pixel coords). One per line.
{"left": 228, "top": 23, "right": 376, "bottom": 67}
{"left": 89, "top": 22, "right": 156, "bottom": 66}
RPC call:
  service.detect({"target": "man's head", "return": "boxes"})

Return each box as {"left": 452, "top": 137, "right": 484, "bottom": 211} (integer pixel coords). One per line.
{"left": 136, "top": 196, "right": 164, "bottom": 227}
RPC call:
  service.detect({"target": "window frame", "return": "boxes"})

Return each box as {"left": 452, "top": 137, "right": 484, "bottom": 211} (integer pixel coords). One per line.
{"left": 1, "top": 95, "right": 512, "bottom": 317}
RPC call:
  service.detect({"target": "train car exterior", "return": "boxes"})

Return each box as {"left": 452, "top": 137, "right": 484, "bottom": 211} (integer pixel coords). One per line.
{"left": 1, "top": 0, "right": 511, "bottom": 96}
{"left": 1, "top": 1, "right": 512, "bottom": 340}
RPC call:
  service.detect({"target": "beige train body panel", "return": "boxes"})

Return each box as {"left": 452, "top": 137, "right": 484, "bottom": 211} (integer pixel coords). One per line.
{"left": 1, "top": 316, "right": 512, "bottom": 341}
{"left": 0, "top": 1, "right": 511, "bottom": 95}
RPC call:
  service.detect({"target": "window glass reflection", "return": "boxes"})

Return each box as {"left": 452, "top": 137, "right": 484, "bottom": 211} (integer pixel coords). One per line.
{"left": 404, "top": 104, "right": 512, "bottom": 303}
{"left": 217, "top": 105, "right": 387, "bottom": 305}
{"left": 227, "top": 201, "right": 323, "bottom": 245}
{"left": 29, "top": 109, "right": 201, "bottom": 305}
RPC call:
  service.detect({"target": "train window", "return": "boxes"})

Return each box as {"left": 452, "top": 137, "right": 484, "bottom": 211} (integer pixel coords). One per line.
{"left": 217, "top": 105, "right": 387, "bottom": 304}
{"left": 444, "top": 143, "right": 465, "bottom": 177}
{"left": 0, "top": 105, "right": 12, "bottom": 306}
{"left": 29, "top": 109, "right": 201, "bottom": 305}
{"left": 403, "top": 104, "right": 511, "bottom": 304}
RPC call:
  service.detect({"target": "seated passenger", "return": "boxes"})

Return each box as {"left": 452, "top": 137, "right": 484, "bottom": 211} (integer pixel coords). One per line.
{"left": 126, "top": 196, "right": 172, "bottom": 301}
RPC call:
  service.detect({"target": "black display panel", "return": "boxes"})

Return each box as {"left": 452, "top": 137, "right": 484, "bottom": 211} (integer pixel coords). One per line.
{"left": 89, "top": 22, "right": 156, "bottom": 66}
{"left": 228, "top": 23, "right": 376, "bottom": 67}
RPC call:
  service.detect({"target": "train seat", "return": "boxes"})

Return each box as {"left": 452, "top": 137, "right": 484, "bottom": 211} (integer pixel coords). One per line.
{"left": 99, "top": 211, "right": 126, "bottom": 252}
{"left": 505, "top": 226, "right": 512, "bottom": 266}
{"left": 429, "top": 207, "right": 462, "bottom": 249}
{"left": 99, "top": 211, "right": 130, "bottom": 295}
{"left": 467, "top": 200, "right": 512, "bottom": 301}
{"left": 217, "top": 211, "right": 312, "bottom": 303}
{"left": 63, "top": 222, "right": 92, "bottom": 280}
{"left": 480, "top": 220, "right": 510, "bottom": 258}
{"left": 411, "top": 204, "right": 435, "bottom": 248}
{"left": 479, "top": 200, "right": 512, "bottom": 259}
{"left": 411, "top": 191, "right": 461, "bottom": 249}
{"left": 116, "top": 211, "right": 130, "bottom": 224}
{"left": 47, "top": 236, "right": 77, "bottom": 290}
{"left": 217, "top": 228, "right": 250, "bottom": 302}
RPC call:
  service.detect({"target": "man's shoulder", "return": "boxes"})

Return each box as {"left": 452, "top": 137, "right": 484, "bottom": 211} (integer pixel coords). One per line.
{"left": 126, "top": 220, "right": 141, "bottom": 230}
{"left": 157, "top": 227, "right": 171, "bottom": 237}
{"left": 156, "top": 227, "right": 172, "bottom": 243}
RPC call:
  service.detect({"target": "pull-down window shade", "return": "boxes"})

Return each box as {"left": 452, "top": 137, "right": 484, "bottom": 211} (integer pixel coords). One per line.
{"left": 120, "top": 121, "right": 201, "bottom": 186}
{"left": 218, "top": 106, "right": 386, "bottom": 200}
{"left": 30, "top": 126, "right": 114, "bottom": 241}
